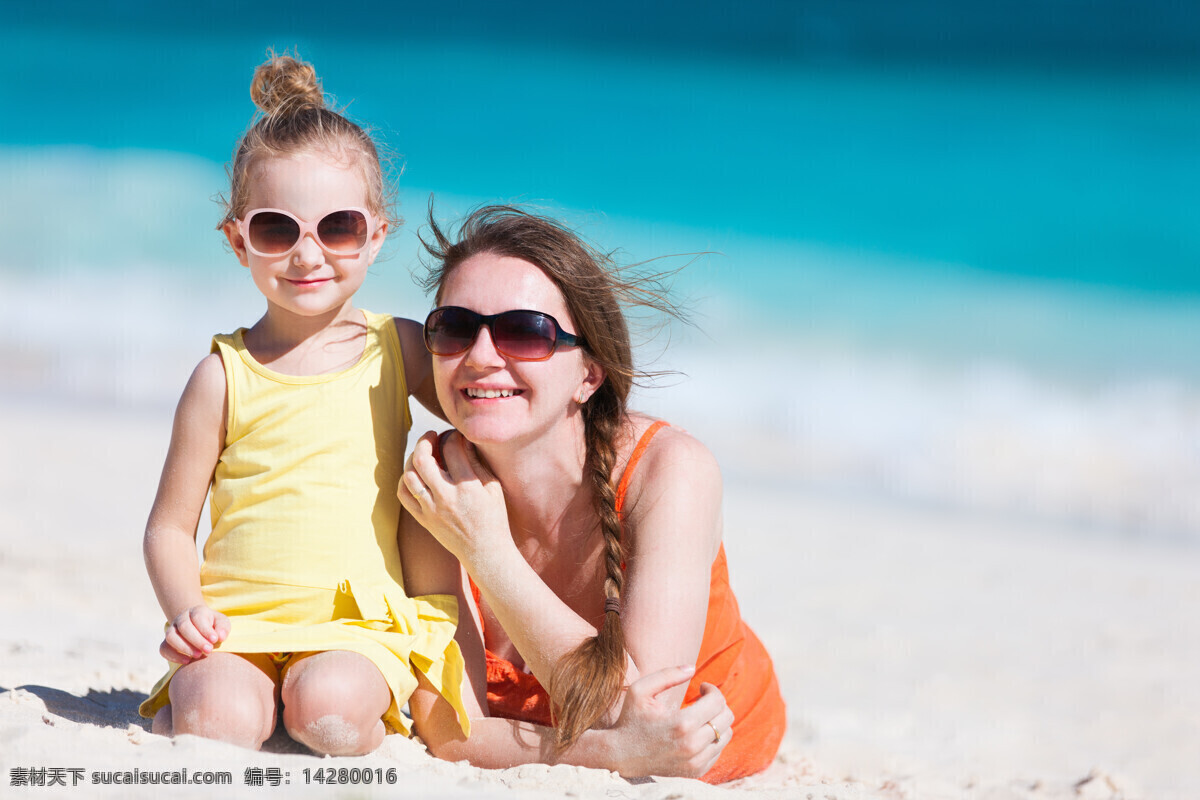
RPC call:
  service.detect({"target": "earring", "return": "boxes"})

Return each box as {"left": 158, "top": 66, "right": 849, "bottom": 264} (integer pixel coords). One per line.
{"left": 576, "top": 389, "right": 587, "bottom": 404}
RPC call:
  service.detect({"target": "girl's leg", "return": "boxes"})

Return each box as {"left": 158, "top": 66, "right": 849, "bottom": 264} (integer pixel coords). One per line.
{"left": 151, "top": 704, "right": 173, "bottom": 736}
{"left": 162, "top": 652, "right": 279, "bottom": 749}
{"left": 280, "top": 651, "right": 390, "bottom": 756}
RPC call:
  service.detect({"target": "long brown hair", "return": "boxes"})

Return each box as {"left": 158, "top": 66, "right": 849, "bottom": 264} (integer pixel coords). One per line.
{"left": 218, "top": 49, "right": 398, "bottom": 230}
{"left": 420, "top": 204, "right": 678, "bottom": 751}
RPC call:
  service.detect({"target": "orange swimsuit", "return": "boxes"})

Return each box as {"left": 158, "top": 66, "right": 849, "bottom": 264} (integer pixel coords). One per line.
{"left": 474, "top": 421, "right": 787, "bottom": 782}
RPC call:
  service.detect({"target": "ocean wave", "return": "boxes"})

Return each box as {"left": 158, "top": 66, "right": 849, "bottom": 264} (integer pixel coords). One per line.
{"left": 637, "top": 340, "right": 1200, "bottom": 541}
{"left": 8, "top": 265, "right": 1197, "bottom": 541}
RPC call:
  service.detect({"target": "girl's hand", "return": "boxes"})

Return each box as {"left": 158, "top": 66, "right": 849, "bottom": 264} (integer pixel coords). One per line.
{"left": 397, "top": 431, "right": 512, "bottom": 571}
{"left": 606, "top": 666, "right": 734, "bottom": 778}
{"left": 160, "top": 605, "right": 230, "bottom": 665}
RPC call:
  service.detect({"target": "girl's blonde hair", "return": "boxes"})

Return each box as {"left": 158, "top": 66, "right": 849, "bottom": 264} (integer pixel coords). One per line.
{"left": 218, "top": 50, "right": 398, "bottom": 229}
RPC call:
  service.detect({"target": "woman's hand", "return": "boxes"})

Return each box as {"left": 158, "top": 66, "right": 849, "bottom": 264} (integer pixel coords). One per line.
{"left": 397, "top": 431, "right": 512, "bottom": 571}
{"left": 605, "top": 666, "right": 734, "bottom": 778}
{"left": 160, "top": 605, "right": 230, "bottom": 665}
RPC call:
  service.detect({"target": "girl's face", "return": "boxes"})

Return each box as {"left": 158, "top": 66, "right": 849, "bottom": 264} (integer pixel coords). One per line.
{"left": 223, "top": 150, "right": 387, "bottom": 321}
{"left": 433, "top": 252, "right": 604, "bottom": 448}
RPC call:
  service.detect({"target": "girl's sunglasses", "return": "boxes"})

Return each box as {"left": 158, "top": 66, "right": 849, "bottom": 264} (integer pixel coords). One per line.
{"left": 237, "top": 207, "right": 374, "bottom": 257}
{"left": 424, "top": 306, "right": 583, "bottom": 362}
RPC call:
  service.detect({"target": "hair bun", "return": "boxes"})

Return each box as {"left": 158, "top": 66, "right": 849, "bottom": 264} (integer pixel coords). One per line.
{"left": 250, "top": 51, "right": 325, "bottom": 115}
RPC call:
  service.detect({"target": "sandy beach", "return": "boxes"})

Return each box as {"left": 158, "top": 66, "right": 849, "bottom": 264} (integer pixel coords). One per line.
{"left": 1, "top": 392, "right": 1195, "bottom": 800}
{"left": 4, "top": 3, "right": 1200, "bottom": 796}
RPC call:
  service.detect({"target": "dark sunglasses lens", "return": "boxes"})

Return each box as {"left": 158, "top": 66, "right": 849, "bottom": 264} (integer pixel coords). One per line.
{"left": 317, "top": 210, "right": 369, "bottom": 253}
{"left": 247, "top": 211, "right": 300, "bottom": 254}
{"left": 495, "top": 312, "right": 557, "bottom": 359}
{"left": 425, "top": 308, "right": 481, "bottom": 355}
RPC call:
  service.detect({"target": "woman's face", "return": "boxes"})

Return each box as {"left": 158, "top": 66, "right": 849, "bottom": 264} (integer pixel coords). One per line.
{"left": 433, "top": 252, "right": 602, "bottom": 447}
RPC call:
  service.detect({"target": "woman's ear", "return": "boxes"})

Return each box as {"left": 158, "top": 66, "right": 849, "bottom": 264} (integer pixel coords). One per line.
{"left": 577, "top": 358, "right": 606, "bottom": 404}
{"left": 223, "top": 221, "right": 251, "bottom": 268}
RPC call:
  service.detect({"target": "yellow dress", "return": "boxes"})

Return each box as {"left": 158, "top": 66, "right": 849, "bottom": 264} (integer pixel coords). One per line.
{"left": 139, "top": 310, "right": 468, "bottom": 736}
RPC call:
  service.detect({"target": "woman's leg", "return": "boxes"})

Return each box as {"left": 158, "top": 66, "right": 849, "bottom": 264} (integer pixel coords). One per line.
{"left": 160, "top": 652, "right": 279, "bottom": 749}
{"left": 280, "top": 651, "right": 390, "bottom": 756}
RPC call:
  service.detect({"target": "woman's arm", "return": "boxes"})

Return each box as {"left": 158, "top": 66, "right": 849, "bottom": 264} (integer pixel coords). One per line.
{"left": 399, "top": 431, "right": 609, "bottom": 689}
{"left": 143, "top": 354, "right": 229, "bottom": 664}
{"left": 618, "top": 424, "right": 725, "bottom": 710}
{"left": 409, "top": 666, "right": 729, "bottom": 777}
{"left": 400, "top": 505, "right": 731, "bottom": 777}
{"left": 399, "top": 424, "right": 722, "bottom": 704}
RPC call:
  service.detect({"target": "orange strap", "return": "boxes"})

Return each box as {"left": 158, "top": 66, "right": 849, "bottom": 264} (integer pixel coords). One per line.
{"left": 615, "top": 420, "right": 668, "bottom": 518}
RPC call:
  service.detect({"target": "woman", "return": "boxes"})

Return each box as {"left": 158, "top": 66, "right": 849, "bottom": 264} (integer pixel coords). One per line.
{"left": 398, "top": 205, "right": 785, "bottom": 781}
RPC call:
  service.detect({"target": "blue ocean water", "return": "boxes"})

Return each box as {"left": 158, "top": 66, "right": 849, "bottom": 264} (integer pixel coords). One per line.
{"left": 3, "top": 7, "right": 1199, "bottom": 537}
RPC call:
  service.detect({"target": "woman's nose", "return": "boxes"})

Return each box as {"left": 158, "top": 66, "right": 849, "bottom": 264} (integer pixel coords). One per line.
{"left": 464, "top": 324, "right": 506, "bottom": 367}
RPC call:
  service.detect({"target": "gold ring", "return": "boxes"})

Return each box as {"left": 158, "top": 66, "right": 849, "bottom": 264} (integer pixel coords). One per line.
{"left": 706, "top": 720, "right": 720, "bottom": 744}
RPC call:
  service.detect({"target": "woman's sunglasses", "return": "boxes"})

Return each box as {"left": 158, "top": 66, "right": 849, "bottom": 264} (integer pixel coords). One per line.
{"left": 236, "top": 207, "right": 374, "bottom": 257}
{"left": 424, "top": 306, "right": 584, "bottom": 362}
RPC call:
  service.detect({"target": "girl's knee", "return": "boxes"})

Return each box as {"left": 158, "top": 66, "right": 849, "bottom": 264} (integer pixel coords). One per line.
{"left": 169, "top": 694, "right": 275, "bottom": 748}
{"left": 170, "top": 692, "right": 276, "bottom": 748}
{"left": 283, "top": 685, "right": 385, "bottom": 755}
{"left": 167, "top": 655, "right": 277, "bottom": 748}
{"left": 284, "top": 710, "right": 384, "bottom": 756}
{"left": 151, "top": 705, "right": 173, "bottom": 737}
{"left": 281, "top": 653, "right": 388, "bottom": 755}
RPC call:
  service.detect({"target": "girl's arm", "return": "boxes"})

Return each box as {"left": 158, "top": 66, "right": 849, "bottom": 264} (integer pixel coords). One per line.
{"left": 143, "top": 354, "right": 229, "bottom": 664}
{"left": 394, "top": 317, "right": 446, "bottom": 421}
{"left": 399, "top": 509, "right": 731, "bottom": 778}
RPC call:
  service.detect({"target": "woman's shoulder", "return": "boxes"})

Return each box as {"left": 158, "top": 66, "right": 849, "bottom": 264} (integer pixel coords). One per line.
{"left": 623, "top": 413, "right": 718, "bottom": 463}
{"left": 619, "top": 414, "right": 722, "bottom": 504}
{"left": 618, "top": 414, "right": 723, "bottom": 558}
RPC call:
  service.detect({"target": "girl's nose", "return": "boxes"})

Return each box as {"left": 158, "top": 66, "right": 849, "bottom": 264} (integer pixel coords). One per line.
{"left": 292, "top": 233, "right": 325, "bottom": 268}
{"left": 464, "top": 324, "right": 506, "bottom": 368}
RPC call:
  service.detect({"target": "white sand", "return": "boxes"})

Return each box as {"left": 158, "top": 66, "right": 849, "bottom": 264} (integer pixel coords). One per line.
{"left": 1, "top": 394, "right": 1196, "bottom": 799}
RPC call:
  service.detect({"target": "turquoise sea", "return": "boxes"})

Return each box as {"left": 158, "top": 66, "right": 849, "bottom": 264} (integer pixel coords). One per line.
{"left": 3, "top": 3, "right": 1199, "bottom": 538}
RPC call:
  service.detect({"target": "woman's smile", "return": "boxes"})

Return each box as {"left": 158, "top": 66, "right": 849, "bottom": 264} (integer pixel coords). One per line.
{"left": 464, "top": 387, "right": 523, "bottom": 400}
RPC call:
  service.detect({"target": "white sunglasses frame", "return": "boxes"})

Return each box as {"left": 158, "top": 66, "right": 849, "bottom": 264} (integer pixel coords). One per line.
{"left": 235, "top": 207, "right": 376, "bottom": 258}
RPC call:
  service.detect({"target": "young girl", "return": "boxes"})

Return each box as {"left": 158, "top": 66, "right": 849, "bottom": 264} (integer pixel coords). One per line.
{"left": 138, "top": 52, "right": 468, "bottom": 756}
